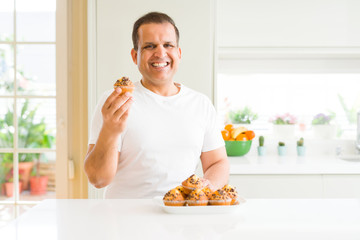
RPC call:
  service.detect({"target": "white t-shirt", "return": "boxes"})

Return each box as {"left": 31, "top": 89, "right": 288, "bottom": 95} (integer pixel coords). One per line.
{"left": 89, "top": 81, "right": 224, "bottom": 198}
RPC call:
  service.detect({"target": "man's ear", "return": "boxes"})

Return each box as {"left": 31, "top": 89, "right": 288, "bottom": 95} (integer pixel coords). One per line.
{"left": 131, "top": 48, "right": 138, "bottom": 65}
{"left": 178, "top": 47, "right": 182, "bottom": 60}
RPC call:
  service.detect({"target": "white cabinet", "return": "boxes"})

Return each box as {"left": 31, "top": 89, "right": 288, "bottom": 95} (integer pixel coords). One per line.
{"left": 230, "top": 174, "right": 360, "bottom": 198}
{"left": 218, "top": 0, "right": 360, "bottom": 48}
{"left": 322, "top": 175, "right": 360, "bottom": 198}
{"left": 229, "top": 174, "right": 323, "bottom": 198}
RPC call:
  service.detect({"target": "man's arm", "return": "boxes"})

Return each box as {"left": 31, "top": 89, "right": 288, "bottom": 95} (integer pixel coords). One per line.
{"left": 200, "top": 146, "right": 229, "bottom": 190}
{"left": 84, "top": 88, "right": 133, "bottom": 188}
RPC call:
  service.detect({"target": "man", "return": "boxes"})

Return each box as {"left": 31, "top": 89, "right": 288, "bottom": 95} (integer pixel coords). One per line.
{"left": 84, "top": 12, "right": 229, "bottom": 198}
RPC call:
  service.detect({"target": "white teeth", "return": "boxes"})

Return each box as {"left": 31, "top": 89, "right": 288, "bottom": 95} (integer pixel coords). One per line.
{"left": 152, "top": 62, "right": 168, "bottom": 67}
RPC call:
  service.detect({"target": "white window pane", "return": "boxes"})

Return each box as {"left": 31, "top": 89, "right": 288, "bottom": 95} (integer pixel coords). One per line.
{"left": 0, "top": 98, "right": 14, "bottom": 148}
{"left": 0, "top": 0, "right": 14, "bottom": 41}
{"left": 0, "top": 44, "right": 14, "bottom": 95}
{"left": 16, "top": 44, "right": 55, "bottom": 96}
{"left": 16, "top": 0, "right": 56, "bottom": 42}
{"left": 17, "top": 98, "right": 56, "bottom": 149}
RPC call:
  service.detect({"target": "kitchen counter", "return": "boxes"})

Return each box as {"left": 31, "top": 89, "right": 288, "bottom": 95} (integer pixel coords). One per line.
{"left": 1, "top": 199, "right": 360, "bottom": 240}
{"left": 229, "top": 155, "right": 360, "bottom": 174}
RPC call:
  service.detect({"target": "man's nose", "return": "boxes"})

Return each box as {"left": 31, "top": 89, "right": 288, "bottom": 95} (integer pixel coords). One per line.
{"left": 154, "top": 46, "right": 167, "bottom": 58}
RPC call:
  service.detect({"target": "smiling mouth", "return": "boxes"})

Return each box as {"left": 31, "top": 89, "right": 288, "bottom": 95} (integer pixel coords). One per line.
{"left": 151, "top": 62, "right": 170, "bottom": 67}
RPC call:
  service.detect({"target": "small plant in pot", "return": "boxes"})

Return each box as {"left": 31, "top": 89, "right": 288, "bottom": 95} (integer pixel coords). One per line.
{"left": 296, "top": 137, "right": 306, "bottom": 156}
{"left": 227, "top": 106, "right": 258, "bottom": 124}
{"left": 257, "top": 136, "right": 266, "bottom": 156}
{"left": 4, "top": 174, "right": 22, "bottom": 198}
{"left": 278, "top": 141, "right": 287, "bottom": 156}
{"left": 311, "top": 112, "right": 337, "bottom": 139}
{"left": 30, "top": 159, "right": 48, "bottom": 195}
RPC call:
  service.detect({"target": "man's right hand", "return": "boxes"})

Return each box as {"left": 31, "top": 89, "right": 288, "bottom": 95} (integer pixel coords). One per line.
{"left": 101, "top": 87, "right": 133, "bottom": 136}
{"left": 84, "top": 88, "right": 133, "bottom": 188}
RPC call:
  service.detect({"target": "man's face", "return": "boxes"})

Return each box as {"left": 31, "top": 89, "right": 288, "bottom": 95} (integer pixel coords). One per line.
{"left": 131, "top": 22, "right": 181, "bottom": 85}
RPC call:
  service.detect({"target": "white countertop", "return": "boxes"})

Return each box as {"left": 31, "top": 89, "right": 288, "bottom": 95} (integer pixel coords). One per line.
{"left": 1, "top": 199, "right": 360, "bottom": 240}
{"left": 229, "top": 155, "right": 360, "bottom": 174}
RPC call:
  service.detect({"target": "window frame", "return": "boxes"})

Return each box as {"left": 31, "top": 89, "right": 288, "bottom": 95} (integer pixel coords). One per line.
{"left": 0, "top": 0, "right": 68, "bottom": 206}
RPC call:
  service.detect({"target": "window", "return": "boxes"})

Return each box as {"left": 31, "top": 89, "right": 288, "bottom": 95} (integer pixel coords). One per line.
{"left": 216, "top": 0, "right": 360, "bottom": 144}
{"left": 0, "top": 0, "right": 57, "bottom": 207}
{"left": 217, "top": 56, "right": 360, "bottom": 140}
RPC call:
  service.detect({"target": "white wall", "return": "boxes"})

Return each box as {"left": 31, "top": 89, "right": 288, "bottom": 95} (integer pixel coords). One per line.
{"left": 94, "top": 0, "right": 215, "bottom": 101}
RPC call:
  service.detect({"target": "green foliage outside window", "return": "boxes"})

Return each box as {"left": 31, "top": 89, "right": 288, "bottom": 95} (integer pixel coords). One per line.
{"left": 0, "top": 99, "right": 55, "bottom": 163}
{"left": 228, "top": 106, "right": 258, "bottom": 124}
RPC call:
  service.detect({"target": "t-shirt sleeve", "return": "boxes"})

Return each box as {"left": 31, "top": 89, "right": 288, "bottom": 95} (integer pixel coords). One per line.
{"left": 88, "top": 90, "right": 111, "bottom": 145}
{"left": 202, "top": 98, "right": 225, "bottom": 152}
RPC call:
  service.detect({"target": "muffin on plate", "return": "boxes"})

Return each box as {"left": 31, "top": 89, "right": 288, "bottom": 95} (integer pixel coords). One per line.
{"left": 113, "top": 77, "right": 135, "bottom": 95}
{"left": 175, "top": 185, "right": 188, "bottom": 199}
{"left": 186, "top": 189, "right": 208, "bottom": 206}
{"left": 208, "top": 189, "right": 232, "bottom": 206}
{"left": 202, "top": 186, "right": 213, "bottom": 198}
{"left": 181, "top": 174, "right": 205, "bottom": 194}
{"left": 163, "top": 188, "right": 186, "bottom": 206}
{"left": 222, "top": 184, "right": 239, "bottom": 205}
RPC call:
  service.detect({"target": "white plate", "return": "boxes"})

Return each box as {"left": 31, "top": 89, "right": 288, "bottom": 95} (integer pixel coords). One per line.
{"left": 153, "top": 196, "right": 245, "bottom": 214}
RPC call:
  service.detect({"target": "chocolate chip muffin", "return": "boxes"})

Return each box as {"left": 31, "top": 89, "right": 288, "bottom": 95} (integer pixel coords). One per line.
{"left": 113, "top": 77, "right": 135, "bottom": 95}
{"left": 222, "top": 184, "right": 239, "bottom": 205}
{"left": 163, "top": 188, "right": 186, "bottom": 206}
{"left": 186, "top": 189, "right": 208, "bottom": 206}
{"left": 181, "top": 174, "right": 205, "bottom": 194}
{"left": 175, "top": 185, "right": 188, "bottom": 199}
{"left": 208, "top": 189, "right": 232, "bottom": 206}
{"left": 202, "top": 186, "right": 213, "bottom": 198}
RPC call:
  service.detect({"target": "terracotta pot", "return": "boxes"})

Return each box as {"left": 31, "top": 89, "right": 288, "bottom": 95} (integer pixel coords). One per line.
{"left": 4, "top": 182, "right": 23, "bottom": 198}
{"left": 30, "top": 176, "right": 48, "bottom": 195}
{"left": 3, "top": 161, "right": 34, "bottom": 191}
{"left": 19, "top": 162, "right": 34, "bottom": 190}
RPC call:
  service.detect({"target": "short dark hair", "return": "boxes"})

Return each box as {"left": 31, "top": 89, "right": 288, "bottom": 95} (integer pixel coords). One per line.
{"left": 132, "top": 12, "right": 180, "bottom": 51}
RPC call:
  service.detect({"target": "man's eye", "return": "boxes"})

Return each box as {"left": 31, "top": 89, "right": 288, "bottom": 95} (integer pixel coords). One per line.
{"left": 164, "top": 44, "right": 174, "bottom": 48}
{"left": 144, "top": 45, "right": 154, "bottom": 49}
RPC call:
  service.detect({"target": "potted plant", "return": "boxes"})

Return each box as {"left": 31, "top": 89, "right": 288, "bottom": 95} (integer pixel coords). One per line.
{"left": 227, "top": 106, "right": 258, "bottom": 125}
{"left": 296, "top": 137, "right": 306, "bottom": 156}
{"left": 278, "top": 141, "right": 287, "bottom": 156}
{"left": 311, "top": 112, "right": 336, "bottom": 139}
{"left": 257, "top": 136, "right": 266, "bottom": 156}
{"left": 30, "top": 159, "right": 48, "bottom": 195}
{"left": 4, "top": 174, "right": 22, "bottom": 198}
{"left": 0, "top": 100, "right": 54, "bottom": 192}
{"left": 270, "top": 113, "right": 297, "bottom": 139}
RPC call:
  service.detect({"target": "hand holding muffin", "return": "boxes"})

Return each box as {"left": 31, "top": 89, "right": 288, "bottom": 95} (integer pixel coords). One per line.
{"left": 100, "top": 77, "right": 134, "bottom": 136}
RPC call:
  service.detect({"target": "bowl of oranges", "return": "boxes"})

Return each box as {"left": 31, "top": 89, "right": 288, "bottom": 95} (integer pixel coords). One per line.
{"left": 221, "top": 124, "right": 255, "bottom": 156}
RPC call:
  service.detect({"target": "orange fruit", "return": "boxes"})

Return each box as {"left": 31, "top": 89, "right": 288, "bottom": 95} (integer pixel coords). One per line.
{"left": 221, "top": 130, "right": 230, "bottom": 141}
{"left": 245, "top": 130, "right": 255, "bottom": 140}
{"left": 224, "top": 124, "right": 234, "bottom": 132}
{"left": 236, "top": 133, "right": 248, "bottom": 141}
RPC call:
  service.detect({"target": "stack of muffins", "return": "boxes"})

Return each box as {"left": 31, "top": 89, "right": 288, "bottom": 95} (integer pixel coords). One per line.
{"left": 162, "top": 174, "right": 242, "bottom": 207}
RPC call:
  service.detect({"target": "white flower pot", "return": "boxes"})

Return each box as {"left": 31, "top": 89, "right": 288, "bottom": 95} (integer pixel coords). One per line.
{"left": 273, "top": 125, "right": 295, "bottom": 139}
{"left": 312, "top": 125, "right": 336, "bottom": 139}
